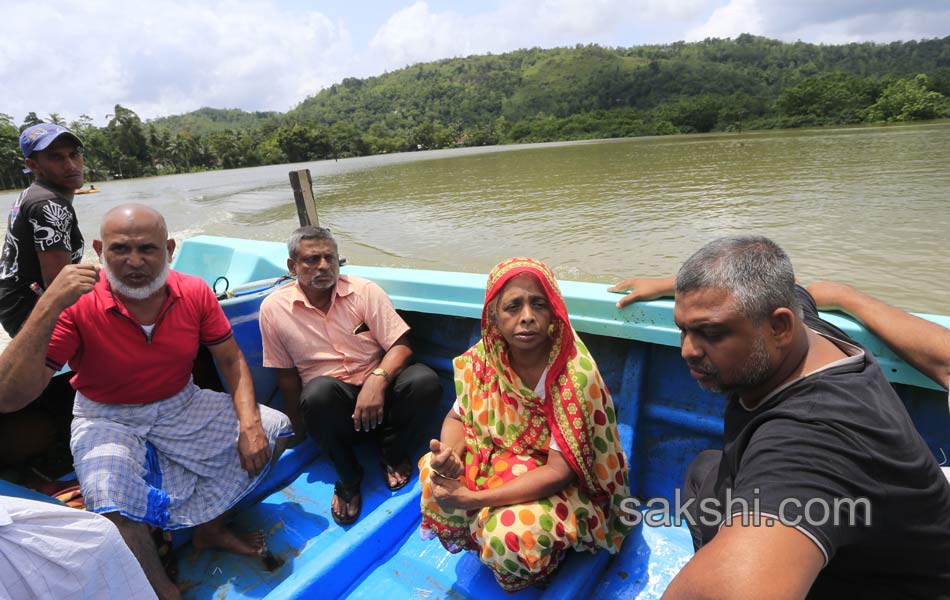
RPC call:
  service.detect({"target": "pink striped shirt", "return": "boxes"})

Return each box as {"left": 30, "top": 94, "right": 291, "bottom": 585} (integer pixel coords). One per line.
{"left": 260, "top": 275, "right": 409, "bottom": 385}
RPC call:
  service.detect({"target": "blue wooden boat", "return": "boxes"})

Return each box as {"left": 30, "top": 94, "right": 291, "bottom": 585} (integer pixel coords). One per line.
{"left": 3, "top": 234, "right": 948, "bottom": 599}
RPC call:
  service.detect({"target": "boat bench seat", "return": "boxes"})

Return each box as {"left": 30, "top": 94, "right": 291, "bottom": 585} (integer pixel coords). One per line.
{"left": 0, "top": 479, "right": 69, "bottom": 506}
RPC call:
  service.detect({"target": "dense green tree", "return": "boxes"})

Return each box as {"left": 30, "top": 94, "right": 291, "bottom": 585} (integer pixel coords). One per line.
{"left": 326, "top": 122, "right": 369, "bottom": 157}
{"left": 0, "top": 114, "right": 26, "bottom": 190}
{"left": 208, "top": 130, "right": 261, "bottom": 169}
{"left": 256, "top": 136, "right": 286, "bottom": 164}
{"left": 655, "top": 95, "right": 725, "bottom": 133}
{"left": 3, "top": 35, "right": 950, "bottom": 189}
{"left": 778, "top": 72, "right": 877, "bottom": 123}
{"left": 275, "top": 124, "right": 332, "bottom": 162}
{"left": 151, "top": 107, "right": 279, "bottom": 135}
{"left": 362, "top": 122, "right": 403, "bottom": 154}
{"left": 106, "top": 105, "right": 152, "bottom": 178}
{"left": 20, "top": 112, "right": 42, "bottom": 129}
{"left": 866, "top": 74, "right": 950, "bottom": 121}
{"left": 165, "top": 134, "right": 196, "bottom": 171}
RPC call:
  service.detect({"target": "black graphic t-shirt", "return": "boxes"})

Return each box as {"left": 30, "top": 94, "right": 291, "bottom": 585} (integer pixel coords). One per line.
{"left": 0, "top": 182, "right": 84, "bottom": 335}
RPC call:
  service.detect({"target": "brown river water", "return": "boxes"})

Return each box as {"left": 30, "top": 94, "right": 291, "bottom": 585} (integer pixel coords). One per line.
{"left": 1, "top": 121, "right": 947, "bottom": 352}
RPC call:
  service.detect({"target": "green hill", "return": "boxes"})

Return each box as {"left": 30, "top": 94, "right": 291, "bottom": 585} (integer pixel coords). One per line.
{"left": 3, "top": 35, "right": 949, "bottom": 188}
{"left": 149, "top": 107, "right": 280, "bottom": 135}
{"left": 292, "top": 35, "right": 950, "bottom": 125}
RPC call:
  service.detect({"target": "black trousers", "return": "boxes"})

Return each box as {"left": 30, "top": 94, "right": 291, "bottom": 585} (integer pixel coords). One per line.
{"left": 0, "top": 293, "right": 36, "bottom": 337}
{"left": 0, "top": 372, "right": 74, "bottom": 471}
{"left": 683, "top": 448, "right": 723, "bottom": 552}
{"left": 300, "top": 363, "right": 441, "bottom": 485}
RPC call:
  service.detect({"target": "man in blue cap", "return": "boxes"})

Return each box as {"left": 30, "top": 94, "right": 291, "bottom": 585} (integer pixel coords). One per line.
{"left": 0, "top": 123, "right": 86, "bottom": 473}
{"left": 0, "top": 123, "right": 86, "bottom": 337}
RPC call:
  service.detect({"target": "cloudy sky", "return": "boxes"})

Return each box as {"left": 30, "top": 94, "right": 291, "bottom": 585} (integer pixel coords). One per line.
{"left": 2, "top": 0, "right": 947, "bottom": 125}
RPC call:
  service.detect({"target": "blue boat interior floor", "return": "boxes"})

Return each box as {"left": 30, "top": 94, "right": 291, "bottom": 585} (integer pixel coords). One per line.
{"left": 170, "top": 369, "right": 697, "bottom": 598}
{"left": 339, "top": 513, "right": 612, "bottom": 600}
{"left": 592, "top": 511, "right": 694, "bottom": 599}
{"left": 174, "top": 439, "right": 422, "bottom": 599}
{"left": 170, "top": 337, "right": 702, "bottom": 599}
{"left": 171, "top": 430, "right": 696, "bottom": 599}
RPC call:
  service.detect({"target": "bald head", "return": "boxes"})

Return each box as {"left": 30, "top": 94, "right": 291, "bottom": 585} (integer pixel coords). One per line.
{"left": 94, "top": 204, "right": 176, "bottom": 301}
{"left": 100, "top": 204, "right": 168, "bottom": 241}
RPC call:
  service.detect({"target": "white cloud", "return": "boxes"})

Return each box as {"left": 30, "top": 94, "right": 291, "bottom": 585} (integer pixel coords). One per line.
{"left": 686, "top": 0, "right": 950, "bottom": 43}
{"left": 785, "top": 8, "right": 950, "bottom": 44}
{"left": 0, "top": 0, "right": 353, "bottom": 124}
{"left": 366, "top": 2, "right": 478, "bottom": 68}
{"left": 685, "top": 0, "right": 765, "bottom": 40}
{"left": 1, "top": 0, "right": 946, "bottom": 125}
{"left": 520, "top": 0, "right": 710, "bottom": 31}
{"left": 366, "top": 0, "right": 715, "bottom": 72}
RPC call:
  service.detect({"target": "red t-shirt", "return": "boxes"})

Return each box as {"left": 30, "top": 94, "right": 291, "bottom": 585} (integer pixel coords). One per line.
{"left": 46, "top": 270, "right": 233, "bottom": 404}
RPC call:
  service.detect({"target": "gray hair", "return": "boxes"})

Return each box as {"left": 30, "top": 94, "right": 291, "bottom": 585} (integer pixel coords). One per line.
{"left": 675, "top": 235, "right": 801, "bottom": 322}
{"left": 287, "top": 226, "right": 337, "bottom": 259}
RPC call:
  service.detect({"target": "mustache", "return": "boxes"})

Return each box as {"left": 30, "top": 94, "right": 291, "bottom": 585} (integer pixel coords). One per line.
{"left": 686, "top": 359, "right": 717, "bottom": 374}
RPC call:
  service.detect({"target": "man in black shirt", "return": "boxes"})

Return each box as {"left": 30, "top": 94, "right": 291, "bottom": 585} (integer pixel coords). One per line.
{"left": 807, "top": 279, "right": 949, "bottom": 392}
{"left": 0, "top": 123, "right": 85, "bottom": 337}
{"left": 0, "top": 123, "right": 85, "bottom": 473}
{"left": 808, "top": 280, "right": 950, "bottom": 486}
{"left": 650, "top": 236, "right": 950, "bottom": 599}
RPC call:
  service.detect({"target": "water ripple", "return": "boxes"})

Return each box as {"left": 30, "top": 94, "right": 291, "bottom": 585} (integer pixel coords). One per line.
{"left": 2, "top": 123, "right": 946, "bottom": 314}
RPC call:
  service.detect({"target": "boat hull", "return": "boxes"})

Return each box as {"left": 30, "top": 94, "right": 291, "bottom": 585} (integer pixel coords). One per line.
{"left": 168, "top": 235, "right": 949, "bottom": 599}
{"left": 3, "top": 234, "right": 938, "bottom": 600}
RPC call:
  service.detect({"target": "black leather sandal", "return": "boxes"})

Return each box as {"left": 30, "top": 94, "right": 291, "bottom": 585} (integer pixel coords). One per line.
{"left": 381, "top": 456, "right": 413, "bottom": 492}
{"left": 331, "top": 470, "right": 363, "bottom": 526}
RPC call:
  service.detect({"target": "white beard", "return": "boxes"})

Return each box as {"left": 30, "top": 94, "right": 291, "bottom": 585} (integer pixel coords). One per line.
{"left": 103, "top": 261, "right": 170, "bottom": 300}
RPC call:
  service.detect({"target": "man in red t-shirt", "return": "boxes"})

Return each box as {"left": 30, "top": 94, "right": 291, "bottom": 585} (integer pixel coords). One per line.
{"left": 0, "top": 204, "right": 291, "bottom": 600}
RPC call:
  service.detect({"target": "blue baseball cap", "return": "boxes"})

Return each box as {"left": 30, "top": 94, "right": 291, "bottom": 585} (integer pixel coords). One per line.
{"left": 20, "top": 123, "right": 83, "bottom": 161}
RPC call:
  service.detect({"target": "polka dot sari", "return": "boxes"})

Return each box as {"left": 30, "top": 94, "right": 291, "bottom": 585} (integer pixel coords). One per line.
{"left": 419, "top": 258, "right": 632, "bottom": 592}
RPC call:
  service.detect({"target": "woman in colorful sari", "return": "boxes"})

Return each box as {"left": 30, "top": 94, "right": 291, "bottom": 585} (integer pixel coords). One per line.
{"left": 418, "top": 257, "right": 632, "bottom": 592}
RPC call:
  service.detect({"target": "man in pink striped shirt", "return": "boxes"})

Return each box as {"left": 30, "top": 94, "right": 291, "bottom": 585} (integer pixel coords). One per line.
{"left": 260, "top": 226, "right": 440, "bottom": 525}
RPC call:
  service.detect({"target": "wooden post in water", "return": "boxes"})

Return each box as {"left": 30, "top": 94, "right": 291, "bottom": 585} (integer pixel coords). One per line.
{"left": 289, "top": 169, "right": 319, "bottom": 227}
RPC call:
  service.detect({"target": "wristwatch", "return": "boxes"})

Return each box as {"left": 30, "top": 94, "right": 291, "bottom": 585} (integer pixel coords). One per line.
{"left": 370, "top": 367, "right": 392, "bottom": 383}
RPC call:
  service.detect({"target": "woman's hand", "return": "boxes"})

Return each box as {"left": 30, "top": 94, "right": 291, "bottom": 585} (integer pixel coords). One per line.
{"left": 431, "top": 475, "right": 476, "bottom": 510}
{"left": 429, "top": 439, "right": 464, "bottom": 479}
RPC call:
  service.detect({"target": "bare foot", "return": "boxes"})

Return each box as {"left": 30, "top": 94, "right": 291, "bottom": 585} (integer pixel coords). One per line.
{"left": 331, "top": 489, "right": 361, "bottom": 523}
{"left": 382, "top": 457, "right": 412, "bottom": 491}
{"left": 192, "top": 523, "right": 265, "bottom": 556}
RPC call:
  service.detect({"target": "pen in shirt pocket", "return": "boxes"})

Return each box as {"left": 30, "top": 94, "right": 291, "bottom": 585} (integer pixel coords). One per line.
{"left": 353, "top": 321, "right": 369, "bottom": 335}
{"left": 30, "top": 282, "right": 44, "bottom": 297}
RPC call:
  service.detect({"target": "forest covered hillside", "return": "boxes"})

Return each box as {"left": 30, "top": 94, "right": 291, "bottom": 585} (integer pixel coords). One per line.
{"left": 3, "top": 35, "right": 949, "bottom": 188}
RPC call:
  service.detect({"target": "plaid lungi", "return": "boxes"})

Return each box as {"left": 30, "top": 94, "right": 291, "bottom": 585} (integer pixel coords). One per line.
{"left": 70, "top": 381, "right": 291, "bottom": 529}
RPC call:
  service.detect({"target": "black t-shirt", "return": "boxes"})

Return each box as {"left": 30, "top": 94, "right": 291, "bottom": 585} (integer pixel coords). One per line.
{"left": 0, "top": 182, "right": 84, "bottom": 335}
{"left": 701, "top": 287, "right": 950, "bottom": 599}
